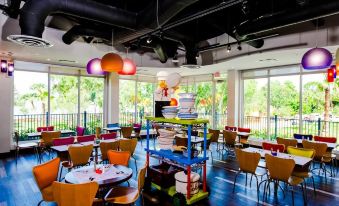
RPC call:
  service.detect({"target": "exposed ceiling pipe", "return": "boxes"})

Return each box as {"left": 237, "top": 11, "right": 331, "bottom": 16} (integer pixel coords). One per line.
{"left": 62, "top": 25, "right": 111, "bottom": 45}
{"left": 235, "top": 0, "right": 339, "bottom": 38}
{"left": 19, "top": 0, "right": 137, "bottom": 39}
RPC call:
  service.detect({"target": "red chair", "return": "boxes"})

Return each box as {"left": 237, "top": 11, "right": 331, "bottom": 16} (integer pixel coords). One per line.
{"left": 225, "top": 126, "right": 237, "bottom": 131}
{"left": 76, "top": 126, "right": 86, "bottom": 136}
{"left": 37, "top": 126, "right": 54, "bottom": 132}
{"left": 77, "top": 135, "right": 95, "bottom": 143}
{"left": 238, "top": 128, "right": 251, "bottom": 133}
{"left": 52, "top": 137, "right": 75, "bottom": 146}
{"left": 262, "top": 142, "right": 285, "bottom": 152}
{"left": 314, "top": 136, "right": 337, "bottom": 143}
{"left": 100, "top": 133, "right": 117, "bottom": 140}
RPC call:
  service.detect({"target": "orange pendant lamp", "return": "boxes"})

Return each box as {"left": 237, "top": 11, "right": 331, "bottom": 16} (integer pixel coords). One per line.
{"left": 101, "top": 53, "right": 123, "bottom": 72}
{"left": 118, "top": 58, "right": 136, "bottom": 75}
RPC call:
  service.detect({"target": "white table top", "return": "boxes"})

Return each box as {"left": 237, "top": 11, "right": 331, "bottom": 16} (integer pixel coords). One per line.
{"left": 102, "top": 127, "right": 121, "bottom": 131}
{"left": 243, "top": 147, "right": 312, "bottom": 166}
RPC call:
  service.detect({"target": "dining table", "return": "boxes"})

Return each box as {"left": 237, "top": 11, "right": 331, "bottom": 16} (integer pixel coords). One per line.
{"left": 27, "top": 129, "right": 75, "bottom": 138}
{"left": 243, "top": 147, "right": 312, "bottom": 167}
{"left": 175, "top": 133, "right": 205, "bottom": 144}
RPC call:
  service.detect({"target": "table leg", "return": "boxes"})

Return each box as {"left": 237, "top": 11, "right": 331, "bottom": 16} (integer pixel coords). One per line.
{"left": 187, "top": 166, "right": 191, "bottom": 199}
{"left": 95, "top": 147, "right": 98, "bottom": 164}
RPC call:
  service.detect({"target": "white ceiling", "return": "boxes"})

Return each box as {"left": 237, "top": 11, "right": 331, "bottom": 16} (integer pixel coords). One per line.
{"left": 0, "top": 14, "right": 339, "bottom": 77}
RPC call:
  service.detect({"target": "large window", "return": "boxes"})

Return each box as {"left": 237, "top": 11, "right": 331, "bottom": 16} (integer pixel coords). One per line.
{"left": 215, "top": 79, "right": 228, "bottom": 129}
{"left": 119, "top": 79, "right": 136, "bottom": 126}
{"left": 14, "top": 68, "right": 105, "bottom": 140}
{"left": 195, "top": 81, "right": 213, "bottom": 124}
{"left": 136, "top": 82, "right": 154, "bottom": 124}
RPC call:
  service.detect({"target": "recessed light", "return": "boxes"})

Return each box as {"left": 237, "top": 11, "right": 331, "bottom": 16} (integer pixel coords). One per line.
{"left": 46, "top": 58, "right": 51, "bottom": 61}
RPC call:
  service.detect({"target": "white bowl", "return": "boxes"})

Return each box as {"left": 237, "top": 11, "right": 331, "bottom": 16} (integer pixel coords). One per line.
{"left": 162, "top": 113, "right": 177, "bottom": 119}
{"left": 179, "top": 101, "right": 195, "bottom": 108}
{"left": 179, "top": 107, "right": 196, "bottom": 113}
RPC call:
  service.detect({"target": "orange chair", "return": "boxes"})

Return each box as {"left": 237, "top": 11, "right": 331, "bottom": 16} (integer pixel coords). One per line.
{"left": 121, "top": 126, "right": 134, "bottom": 138}
{"left": 52, "top": 181, "right": 99, "bottom": 206}
{"left": 39, "top": 131, "right": 61, "bottom": 161}
{"left": 32, "top": 158, "right": 60, "bottom": 206}
{"left": 105, "top": 164, "right": 147, "bottom": 205}
{"left": 119, "top": 138, "right": 138, "bottom": 171}
{"left": 276, "top": 137, "right": 298, "bottom": 153}
{"left": 99, "top": 141, "right": 120, "bottom": 163}
{"left": 107, "top": 150, "right": 131, "bottom": 166}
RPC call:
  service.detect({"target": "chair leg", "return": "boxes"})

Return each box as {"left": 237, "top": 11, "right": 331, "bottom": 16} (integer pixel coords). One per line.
{"left": 59, "top": 165, "right": 63, "bottom": 181}
{"left": 254, "top": 175, "right": 260, "bottom": 203}
{"left": 210, "top": 151, "right": 213, "bottom": 164}
{"left": 291, "top": 186, "right": 295, "bottom": 206}
{"left": 311, "top": 176, "right": 316, "bottom": 196}
{"left": 15, "top": 148, "right": 19, "bottom": 165}
{"left": 245, "top": 173, "right": 248, "bottom": 186}
{"left": 37, "top": 200, "right": 43, "bottom": 206}
{"left": 132, "top": 156, "right": 138, "bottom": 173}
{"left": 232, "top": 171, "right": 241, "bottom": 193}
{"left": 249, "top": 174, "right": 253, "bottom": 188}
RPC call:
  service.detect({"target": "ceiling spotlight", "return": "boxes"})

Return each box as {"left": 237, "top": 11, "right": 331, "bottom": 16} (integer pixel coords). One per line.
{"left": 237, "top": 42, "right": 242, "bottom": 51}
{"left": 146, "top": 36, "right": 152, "bottom": 44}
{"left": 227, "top": 44, "right": 231, "bottom": 53}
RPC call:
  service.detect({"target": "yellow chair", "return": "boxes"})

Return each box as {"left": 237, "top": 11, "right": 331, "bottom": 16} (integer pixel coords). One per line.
{"left": 208, "top": 129, "right": 220, "bottom": 149}
{"left": 302, "top": 140, "right": 332, "bottom": 178}
{"left": 32, "top": 158, "right": 60, "bottom": 206}
{"left": 223, "top": 130, "right": 237, "bottom": 157}
{"left": 121, "top": 126, "right": 133, "bottom": 139}
{"left": 59, "top": 144, "right": 93, "bottom": 180}
{"left": 105, "top": 164, "right": 147, "bottom": 205}
{"left": 39, "top": 131, "right": 61, "bottom": 160}
{"left": 100, "top": 141, "right": 120, "bottom": 163}
{"left": 52, "top": 181, "right": 99, "bottom": 206}
{"left": 276, "top": 137, "right": 298, "bottom": 152}
{"left": 287, "top": 146, "right": 316, "bottom": 195}
{"left": 233, "top": 148, "right": 264, "bottom": 202}
{"left": 119, "top": 138, "right": 138, "bottom": 172}
{"left": 107, "top": 150, "right": 131, "bottom": 166}
{"left": 264, "top": 154, "right": 306, "bottom": 205}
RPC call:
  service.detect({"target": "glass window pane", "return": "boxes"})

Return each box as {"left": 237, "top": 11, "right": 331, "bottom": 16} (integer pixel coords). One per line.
{"left": 270, "top": 75, "right": 300, "bottom": 139}
{"left": 50, "top": 75, "right": 79, "bottom": 131}
{"left": 137, "top": 82, "right": 154, "bottom": 125}
{"left": 215, "top": 80, "right": 227, "bottom": 129}
{"left": 195, "top": 82, "right": 213, "bottom": 124}
{"left": 80, "top": 77, "right": 104, "bottom": 134}
{"left": 243, "top": 78, "right": 268, "bottom": 138}
{"left": 119, "top": 79, "right": 136, "bottom": 126}
{"left": 14, "top": 71, "right": 48, "bottom": 140}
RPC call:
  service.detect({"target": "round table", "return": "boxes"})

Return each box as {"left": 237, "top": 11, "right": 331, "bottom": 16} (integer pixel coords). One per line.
{"left": 65, "top": 164, "right": 133, "bottom": 188}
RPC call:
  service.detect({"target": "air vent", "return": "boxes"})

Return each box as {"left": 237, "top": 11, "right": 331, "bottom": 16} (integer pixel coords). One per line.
{"left": 58, "top": 59, "right": 77, "bottom": 63}
{"left": 180, "top": 64, "right": 201, "bottom": 69}
{"left": 7, "top": 35, "right": 53, "bottom": 48}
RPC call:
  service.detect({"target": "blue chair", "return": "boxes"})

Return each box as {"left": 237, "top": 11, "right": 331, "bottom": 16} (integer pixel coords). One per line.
{"left": 293, "top": 134, "right": 313, "bottom": 140}
{"left": 107, "top": 123, "right": 119, "bottom": 128}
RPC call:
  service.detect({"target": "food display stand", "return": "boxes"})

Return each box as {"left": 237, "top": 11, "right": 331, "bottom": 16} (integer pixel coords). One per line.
{"left": 145, "top": 117, "right": 209, "bottom": 205}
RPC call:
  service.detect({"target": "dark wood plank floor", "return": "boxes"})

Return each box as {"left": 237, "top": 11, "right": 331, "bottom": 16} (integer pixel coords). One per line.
{"left": 1, "top": 141, "right": 338, "bottom": 206}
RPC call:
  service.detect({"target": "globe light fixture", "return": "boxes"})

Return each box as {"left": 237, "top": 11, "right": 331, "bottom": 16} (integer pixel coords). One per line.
{"left": 301, "top": 48, "right": 333, "bottom": 70}
{"left": 86, "top": 58, "right": 106, "bottom": 75}
{"left": 101, "top": 53, "right": 123, "bottom": 72}
{"left": 118, "top": 58, "right": 136, "bottom": 75}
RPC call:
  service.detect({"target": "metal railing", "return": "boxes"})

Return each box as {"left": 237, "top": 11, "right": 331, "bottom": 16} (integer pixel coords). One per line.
{"left": 14, "top": 112, "right": 103, "bottom": 141}
{"left": 244, "top": 115, "right": 339, "bottom": 141}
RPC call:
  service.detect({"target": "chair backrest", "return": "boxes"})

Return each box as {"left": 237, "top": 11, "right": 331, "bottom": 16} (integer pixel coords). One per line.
{"left": 100, "top": 141, "right": 120, "bottom": 161}
{"left": 107, "top": 123, "right": 119, "bottom": 128}
{"left": 208, "top": 129, "right": 220, "bottom": 143}
{"left": 53, "top": 181, "right": 99, "bottom": 206}
{"left": 262, "top": 142, "right": 285, "bottom": 152}
{"left": 287, "top": 146, "right": 315, "bottom": 158}
{"left": 100, "top": 132, "right": 117, "bottom": 140}
{"left": 121, "top": 126, "right": 133, "bottom": 138}
{"left": 302, "top": 140, "right": 327, "bottom": 161}
{"left": 175, "top": 137, "right": 188, "bottom": 147}
{"left": 119, "top": 138, "right": 138, "bottom": 156}
{"left": 37, "top": 126, "right": 54, "bottom": 132}
{"left": 32, "top": 158, "right": 60, "bottom": 191}
{"left": 293, "top": 133, "right": 312, "bottom": 140}
{"left": 235, "top": 148, "right": 261, "bottom": 173}
{"left": 77, "top": 135, "right": 95, "bottom": 143}
{"left": 52, "top": 137, "right": 75, "bottom": 146}
{"left": 223, "top": 130, "right": 237, "bottom": 145}
{"left": 238, "top": 127, "right": 251, "bottom": 133}
{"left": 138, "top": 165, "right": 147, "bottom": 192}
{"left": 225, "top": 126, "right": 237, "bottom": 132}
{"left": 41, "top": 131, "right": 61, "bottom": 147}
{"left": 314, "top": 136, "right": 337, "bottom": 143}
{"left": 265, "top": 154, "right": 295, "bottom": 182}
{"left": 276, "top": 137, "right": 297, "bottom": 152}
{"left": 107, "top": 150, "right": 131, "bottom": 166}
{"left": 76, "top": 126, "right": 85, "bottom": 136}
{"left": 68, "top": 144, "right": 93, "bottom": 166}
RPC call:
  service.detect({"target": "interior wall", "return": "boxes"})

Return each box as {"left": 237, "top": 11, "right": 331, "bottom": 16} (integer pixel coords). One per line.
{"left": 0, "top": 69, "right": 13, "bottom": 154}
{"left": 227, "top": 70, "right": 240, "bottom": 127}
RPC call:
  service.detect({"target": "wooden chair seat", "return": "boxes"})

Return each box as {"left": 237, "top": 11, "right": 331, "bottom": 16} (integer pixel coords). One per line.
{"left": 41, "top": 185, "right": 54, "bottom": 201}
{"left": 105, "top": 186, "right": 139, "bottom": 204}
{"left": 288, "top": 176, "right": 304, "bottom": 186}
{"left": 292, "top": 171, "right": 312, "bottom": 179}
{"left": 61, "top": 161, "right": 73, "bottom": 168}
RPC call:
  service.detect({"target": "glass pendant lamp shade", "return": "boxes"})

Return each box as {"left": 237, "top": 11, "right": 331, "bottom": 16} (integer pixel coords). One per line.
{"left": 86, "top": 58, "right": 106, "bottom": 75}
{"left": 101, "top": 53, "right": 123, "bottom": 72}
{"left": 118, "top": 58, "right": 136, "bottom": 75}
{"left": 7, "top": 63, "right": 14, "bottom": 76}
{"left": 1, "top": 60, "right": 7, "bottom": 73}
{"left": 301, "top": 48, "right": 333, "bottom": 70}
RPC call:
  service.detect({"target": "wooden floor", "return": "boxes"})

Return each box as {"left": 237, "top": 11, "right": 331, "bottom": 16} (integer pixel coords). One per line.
{"left": 0, "top": 141, "right": 338, "bottom": 206}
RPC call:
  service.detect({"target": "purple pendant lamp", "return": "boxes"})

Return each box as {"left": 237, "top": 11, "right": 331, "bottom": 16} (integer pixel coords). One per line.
{"left": 1, "top": 60, "right": 7, "bottom": 73}
{"left": 7, "top": 63, "right": 14, "bottom": 76}
{"left": 86, "top": 58, "right": 107, "bottom": 75}
{"left": 301, "top": 48, "right": 333, "bottom": 70}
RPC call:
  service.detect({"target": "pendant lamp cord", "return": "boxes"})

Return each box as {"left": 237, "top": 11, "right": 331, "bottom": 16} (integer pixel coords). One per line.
{"left": 111, "top": 29, "right": 114, "bottom": 51}
{"left": 315, "top": 19, "right": 319, "bottom": 48}
{"left": 156, "top": 0, "right": 160, "bottom": 28}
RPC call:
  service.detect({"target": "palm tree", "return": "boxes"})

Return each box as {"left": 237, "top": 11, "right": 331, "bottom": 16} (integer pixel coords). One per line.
{"left": 19, "top": 83, "right": 48, "bottom": 114}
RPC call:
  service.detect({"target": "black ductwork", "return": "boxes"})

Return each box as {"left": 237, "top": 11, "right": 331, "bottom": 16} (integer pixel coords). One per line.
{"left": 19, "top": 0, "right": 137, "bottom": 38}
{"left": 184, "top": 42, "right": 198, "bottom": 65}
{"left": 236, "top": 0, "right": 339, "bottom": 38}
{"left": 62, "top": 25, "right": 112, "bottom": 45}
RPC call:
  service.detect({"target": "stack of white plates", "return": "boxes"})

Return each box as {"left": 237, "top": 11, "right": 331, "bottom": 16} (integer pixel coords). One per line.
{"left": 162, "top": 106, "right": 178, "bottom": 119}
{"left": 178, "top": 93, "right": 198, "bottom": 119}
{"left": 158, "top": 129, "right": 176, "bottom": 149}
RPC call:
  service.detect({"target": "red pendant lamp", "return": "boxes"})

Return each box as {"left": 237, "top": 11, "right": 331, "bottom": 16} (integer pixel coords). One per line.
{"left": 101, "top": 53, "right": 123, "bottom": 72}
{"left": 118, "top": 58, "right": 136, "bottom": 75}
{"left": 327, "top": 67, "right": 335, "bottom": 83}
